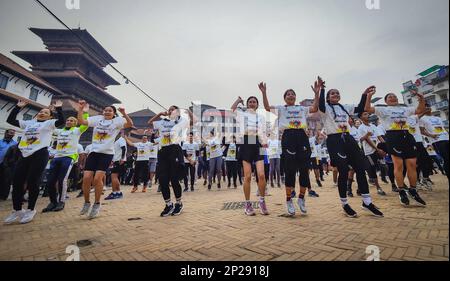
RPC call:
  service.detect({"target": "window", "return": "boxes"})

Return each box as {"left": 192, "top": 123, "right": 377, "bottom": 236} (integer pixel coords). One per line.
{"left": 425, "top": 96, "right": 436, "bottom": 106}
{"left": 0, "top": 73, "right": 8, "bottom": 89}
{"left": 29, "top": 87, "right": 39, "bottom": 101}
{"left": 23, "top": 113, "right": 33, "bottom": 121}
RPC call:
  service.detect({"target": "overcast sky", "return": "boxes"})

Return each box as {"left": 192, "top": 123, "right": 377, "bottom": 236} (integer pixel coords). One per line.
{"left": 1, "top": 0, "right": 449, "bottom": 114}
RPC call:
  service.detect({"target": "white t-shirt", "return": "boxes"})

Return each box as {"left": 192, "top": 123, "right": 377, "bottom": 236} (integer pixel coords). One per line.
{"left": 309, "top": 137, "right": 318, "bottom": 158}
{"left": 407, "top": 116, "right": 423, "bottom": 143}
{"left": 236, "top": 109, "right": 266, "bottom": 139}
{"left": 208, "top": 138, "right": 223, "bottom": 159}
{"left": 153, "top": 117, "right": 189, "bottom": 147}
{"left": 376, "top": 124, "right": 386, "bottom": 136}
{"left": 319, "top": 104, "right": 355, "bottom": 135}
{"left": 420, "top": 115, "right": 449, "bottom": 144}
{"left": 349, "top": 126, "right": 360, "bottom": 142}
{"left": 225, "top": 143, "right": 238, "bottom": 161}
{"left": 18, "top": 119, "right": 57, "bottom": 158}
{"left": 358, "top": 123, "right": 379, "bottom": 156}
{"left": 374, "top": 106, "right": 416, "bottom": 132}
{"left": 74, "top": 144, "right": 85, "bottom": 164}
{"left": 268, "top": 139, "right": 281, "bottom": 159}
{"left": 88, "top": 116, "right": 126, "bottom": 155}
{"left": 182, "top": 142, "right": 199, "bottom": 163}
{"left": 54, "top": 127, "right": 84, "bottom": 158}
{"left": 148, "top": 143, "right": 158, "bottom": 159}
{"left": 424, "top": 140, "right": 437, "bottom": 156}
{"left": 131, "top": 142, "right": 154, "bottom": 162}
{"left": 205, "top": 146, "right": 211, "bottom": 161}
{"left": 112, "top": 137, "right": 127, "bottom": 162}
{"left": 84, "top": 144, "right": 93, "bottom": 155}
{"left": 274, "top": 105, "right": 310, "bottom": 131}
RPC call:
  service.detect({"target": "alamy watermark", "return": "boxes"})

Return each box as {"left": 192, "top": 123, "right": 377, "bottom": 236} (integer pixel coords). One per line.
{"left": 65, "top": 0, "right": 80, "bottom": 10}
{"left": 365, "top": 0, "right": 381, "bottom": 10}
{"left": 366, "top": 245, "right": 380, "bottom": 261}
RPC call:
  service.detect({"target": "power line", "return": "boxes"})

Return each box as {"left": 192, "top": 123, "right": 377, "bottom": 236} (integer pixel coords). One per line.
{"left": 33, "top": 0, "right": 167, "bottom": 111}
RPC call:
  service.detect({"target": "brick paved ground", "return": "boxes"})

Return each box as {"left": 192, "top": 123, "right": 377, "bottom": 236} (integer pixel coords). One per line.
{"left": 0, "top": 174, "right": 448, "bottom": 261}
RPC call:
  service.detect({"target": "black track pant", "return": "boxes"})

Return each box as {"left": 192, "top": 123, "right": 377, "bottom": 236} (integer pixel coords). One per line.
{"left": 183, "top": 163, "right": 196, "bottom": 188}
{"left": 12, "top": 148, "right": 49, "bottom": 211}
{"left": 226, "top": 161, "right": 238, "bottom": 185}
{"left": 158, "top": 145, "right": 184, "bottom": 201}
{"left": 133, "top": 161, "right": 149, "bottom": 187}
{"left": 0, "top": 163, "right": 13, "bottom": 200}
{"left": 327, "top": 133, "right": 370, "bottom": 199}
{"left": 433, "top": 141, "right": 449, "bottom": 180}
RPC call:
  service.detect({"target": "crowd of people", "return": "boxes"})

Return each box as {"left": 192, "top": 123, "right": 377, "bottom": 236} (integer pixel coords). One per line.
{"left": 0, "top": 76, "right": 448, "bottom": 224}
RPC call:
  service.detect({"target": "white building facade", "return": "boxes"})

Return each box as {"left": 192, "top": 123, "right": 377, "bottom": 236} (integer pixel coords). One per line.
{"left": 402, "top": 65, "right": 449, "bottom": 129}
{"left": 0, "top": 53, "right": 63, "bottom": 140}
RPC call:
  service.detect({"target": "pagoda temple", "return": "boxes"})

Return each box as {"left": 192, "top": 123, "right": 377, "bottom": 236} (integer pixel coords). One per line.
{"left": 12, "top": 28, "right": 121, "bottom": 116}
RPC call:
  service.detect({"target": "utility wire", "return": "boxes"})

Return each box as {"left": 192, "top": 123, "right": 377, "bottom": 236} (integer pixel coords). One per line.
{"left": 33, "top": 0, "right": 167, "bottom": 111}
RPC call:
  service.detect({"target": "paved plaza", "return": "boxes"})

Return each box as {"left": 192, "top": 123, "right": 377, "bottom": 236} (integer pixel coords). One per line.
{"left": 0, "top": 175, "right": 448, "bottom": 261}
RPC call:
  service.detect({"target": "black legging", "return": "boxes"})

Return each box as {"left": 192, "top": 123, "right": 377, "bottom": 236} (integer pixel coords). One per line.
{"left": 387, "top": 162, "right": 395, "bottom": 185}
{"left": 433, "top": 141, "right": 449, "bottom": 180}
{"left": 327, "top": 134, "right": 370, "bottom": 199}
{"left": 226, "top": 161, "right": 238, "bottom": 185}
{"left": 416, "top": 142, "right": 432, "bottom": 179}
{"left": 158, "top": 145, "right": 184, "bottom": 202}
{"left": 133, "top": 161, "right": 149, "bottom": 187}
{"left": 12, "top": 148, "right": 49, "bottom": 211}
{"left": 183, "top": 163, "right": 196, "bottom": 188}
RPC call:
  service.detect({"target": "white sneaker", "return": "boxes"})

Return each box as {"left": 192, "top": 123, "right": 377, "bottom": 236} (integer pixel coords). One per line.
{"left": 4, "top": 210, "right": 24, "bottom": 224}
{"left": 88, "top": 203, "right": 101, "bottom": 219}
{"left": 286, "top": 200, "right": 296, "bottom": 216}
{"left": 297, "top": 198, "right": 307, "bottom": 214}
{"left": 20, "top": 209, "right": 37, "bottom": 224}
{"left": 80, "top": 202, "right": 91, "bottom": 215}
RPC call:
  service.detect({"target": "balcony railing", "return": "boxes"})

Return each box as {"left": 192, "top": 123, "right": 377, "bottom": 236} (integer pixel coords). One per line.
{"left": 435, "top": 100, "right": 449, "bottom": 111}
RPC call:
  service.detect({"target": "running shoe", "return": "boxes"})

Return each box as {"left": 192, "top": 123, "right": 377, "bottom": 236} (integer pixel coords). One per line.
{"left": 4, "top": 210, "right": 24, "bottom": 224}
{"left": 80, "top": 202, "right": 91, "bottom": 215}
{"left": 316, "top": 180, "right": 322, "bottom": 187}
{"left": 377, "top": 188, "right": 387, "bottom": 196}
{"left": 160, "top": 203, "right": 174, "bottom": 217}
{"left": 259, "top": 200, "right": 269, "bottom": 215}
{"left": 183, "top": 187, "right": 189, "bottom": 192}
{"left": 172, "top": 202, "right": 184, "bottom": 216}
{"left": 399, "top": 189, "right": 410, "bottom": 206}
{"left": 104, "top": 193, "right": 116, "bottom": 200}
{"left": 286, "top": 200, "right": 296, "bottom": 216}
{"left": 392, "top": 185, "right": 399, "bottom": 193}
{"left": 343, "top": 204, "right": 357, "bottom": 218}
{"left": 297, "top": 198, "right": 307, "bottom": 214}
{"left": 131, "top": 187, "right": 138, "bottom": 193}
{"left": 347, "top": 191, "right": 354, "bottom": 198}
{"left": 308, "top": 190, "right": 319, "bottom": 198}
{"left": 42, "top": 202, "right": 57, "bottom": 213}
{"left": 53, "top": 202, "right": 65, "bottom": 212}
{"left": 362, "top": 203, "right": 384, "bottom": 217}
{"left": 20, "top": 209, "right": 37, "bottom": 224}
{"left": 244, "top": 202, "right": 256, "bottom": 216}
{"left": 116, "top": 192, "right": 124, "bottom": 199}
{"left": 88, "top": 203, "right": 101, "bottom": 219}
{"left": 408, "top": 188, "right": 426, "bottom": 206}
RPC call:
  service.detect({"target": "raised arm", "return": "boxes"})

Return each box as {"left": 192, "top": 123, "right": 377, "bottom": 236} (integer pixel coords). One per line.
{"left": 124, "top": 135, "right": 135, "bottom": 147}
{"left": 258, "top": 82, "right": 273, "bottom": 112}
{"left": 310, "top": 77, "right": 324, "bottom": 113}
{"left": 148, "top": 111, "right": 168, "bottom": 125}
{"left": 411, "top": 90, "right": 426, "bottom": 115}
{"left": 51, "top": 100, "right": 65, "bottom": 127}
{"left": 117, "top": 107, "right": 133, "bottom": 129}
{"left": 77, "top": 100, "right": 89, "bottom": 126}
{"left": 364, "top": 86, "right": 377, "bottom": 114}
{"left": 7, "top": 100, "right": 28, "bottom": 127}
{"left": 231, "top": 97, "right": 244, "bottom": 112}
